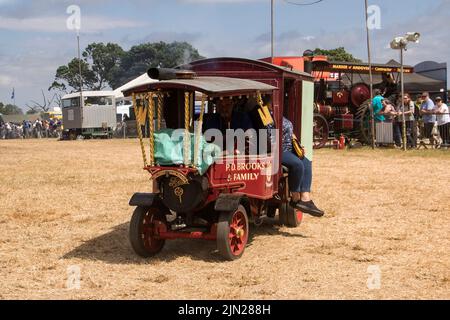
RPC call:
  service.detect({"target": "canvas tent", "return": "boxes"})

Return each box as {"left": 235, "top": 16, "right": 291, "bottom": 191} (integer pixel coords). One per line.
{"left": 113, "top": 73, "right": 158, "bottom": 101}
{"left": 113, "top": 73, "right": 158, "bottom": 118}
{"left": 342, "top": 72, "right": 445, "bottom": 95}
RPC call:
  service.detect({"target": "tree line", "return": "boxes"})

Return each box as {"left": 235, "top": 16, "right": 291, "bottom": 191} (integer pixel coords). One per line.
{"left": 0, "top": 102, "right": 23, "bottom": 115}
{"left": 49, "top": 41, "right": 204, "bottom": 94}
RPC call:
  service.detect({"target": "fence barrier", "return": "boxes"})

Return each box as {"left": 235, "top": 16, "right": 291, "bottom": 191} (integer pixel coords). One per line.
{"left": 316, "top": 114, "right": 450, "bottom": 150}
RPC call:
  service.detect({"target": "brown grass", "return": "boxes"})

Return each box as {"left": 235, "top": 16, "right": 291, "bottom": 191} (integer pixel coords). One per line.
{"left": 0, "top": 139, "right": 449, "bottom": 300}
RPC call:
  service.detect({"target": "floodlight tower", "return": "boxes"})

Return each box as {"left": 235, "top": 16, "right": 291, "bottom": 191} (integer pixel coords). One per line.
{"left": 390, "top": 32, "right": 420, "bottom": 151}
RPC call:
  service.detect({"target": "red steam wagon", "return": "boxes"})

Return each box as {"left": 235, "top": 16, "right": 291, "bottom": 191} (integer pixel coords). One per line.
{"left": 124, "top": 58, "right": 314, "bottom": 260}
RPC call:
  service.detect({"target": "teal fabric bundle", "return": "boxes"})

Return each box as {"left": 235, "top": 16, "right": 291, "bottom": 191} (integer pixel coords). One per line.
{"left": 153, "top": 129, "right": 221, "bottom": 175}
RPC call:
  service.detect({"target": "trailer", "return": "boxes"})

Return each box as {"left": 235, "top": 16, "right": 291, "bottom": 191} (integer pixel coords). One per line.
{"left": 61, "top": 91, "right": 117, "bottom": 140}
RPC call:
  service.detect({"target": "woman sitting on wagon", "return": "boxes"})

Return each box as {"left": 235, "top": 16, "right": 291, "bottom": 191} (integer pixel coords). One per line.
{"left": 281, "top": 117, "right": 324, "bottom": 217}
{"left": 262, "top": 96, "right": 324, "bottom": 217}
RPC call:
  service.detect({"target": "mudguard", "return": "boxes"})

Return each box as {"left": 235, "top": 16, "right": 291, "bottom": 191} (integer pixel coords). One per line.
{"left": 214, "top": 194, "right": 245, "bottom": 212}
{"left": 129, "top": 193, "right": 158, "bottom": 207}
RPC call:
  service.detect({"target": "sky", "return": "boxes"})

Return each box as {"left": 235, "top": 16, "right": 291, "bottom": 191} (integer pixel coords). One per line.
{"left": 0, "top": 0, "right": 449, "bottom": 110}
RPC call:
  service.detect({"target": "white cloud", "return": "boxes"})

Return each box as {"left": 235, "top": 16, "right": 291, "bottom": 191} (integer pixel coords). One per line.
{"left": 0, "top": 74, "right": 13, "bottom": 86}
{"left": 0, "top": 15, "right": 148, "bottom": 33}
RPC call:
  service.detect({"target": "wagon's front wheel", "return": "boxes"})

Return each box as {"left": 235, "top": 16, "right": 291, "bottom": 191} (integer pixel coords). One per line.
{"left": 217, "top": 205, "right": 249, "bottom": 261}
{"left": 129, "top": 206, "right": 166, "bottom": 258}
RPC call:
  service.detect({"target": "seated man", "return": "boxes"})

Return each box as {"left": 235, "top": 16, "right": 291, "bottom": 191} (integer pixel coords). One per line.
{"left": 202, "top": 97, "right": 253, "bottom": 134}
{"left": 202, "top": 97, "right": 255, "bottom": 155}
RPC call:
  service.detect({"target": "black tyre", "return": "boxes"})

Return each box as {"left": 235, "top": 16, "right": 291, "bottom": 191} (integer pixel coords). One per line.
{"left": 129, "top": 206, "right": 166, "bottom": 258}
{"left": 279, "top": 202, "right": 302, "bottom": 228}
{"left": 279, "top": 202, "right": 289, "bottom": 226}
{"left": 68, "top": 130, "right": 77, "bottom": 141}
{"left": 267, "top": 204, "right": 277, "bottom": 218}
{"left": 217, "top": 205, "right": 249, "bottom": 261}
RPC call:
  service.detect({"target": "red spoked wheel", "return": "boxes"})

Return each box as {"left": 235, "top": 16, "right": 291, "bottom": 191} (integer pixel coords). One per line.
{"left": 217, "top": 205, "right": 249, "bottom": 261}
{"left": 129, "top": 206, "right": 167, "bottom": 258}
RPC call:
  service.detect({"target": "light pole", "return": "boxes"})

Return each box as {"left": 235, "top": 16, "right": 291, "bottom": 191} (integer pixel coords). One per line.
{"left": 77, "top": 30, "right": 83, "bottom": 109}
{"left": 390, "top": 32, "right": 420, "bottom": 151}
{"left": 364, "top": 0, "right": 375, "bottom": 149}
{"left": 271, "top": 0, "right": 274, "bottom": 63}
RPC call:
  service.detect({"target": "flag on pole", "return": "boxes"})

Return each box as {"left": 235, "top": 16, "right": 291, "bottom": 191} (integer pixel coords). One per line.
{"left": 11, "top": 88, "right": 15, "bottom": 100}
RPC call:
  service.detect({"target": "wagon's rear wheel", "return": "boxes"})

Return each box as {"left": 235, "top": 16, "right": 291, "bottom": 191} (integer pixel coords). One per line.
{"left": 217, "top": 205, "right": 249, "bottom": 261}
{"left": 267, "top": 204, "right": 277, "bottom": 218}
{"left": 279, "top": 202, "right": 288, "bottom": 226}
{"left": 129, "top": 206, "right": 167, "bottom": 258}
{"left": 279, "top": 202, "right": 303, "bottom": 228}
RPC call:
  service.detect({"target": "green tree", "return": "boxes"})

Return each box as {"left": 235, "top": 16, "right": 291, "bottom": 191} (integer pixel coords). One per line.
{"left": 0, "top": 102, "right": 23, "bottom": 115}
{"left": 83, "top": 42, "right": 125, "bottom": 89}
{"left": 49, "top": 58, "right": 97, "bottom": 92}
{"left": 313, "top": 47, "right": 362, "bottom": 63}
{"left": 50, "top": 41, "right": 204, "bottom": 92}
{"left": 26, "top": 108, "right": 39, "bottom": 115}
{"left": 110, "top": 41, "right": 204, "bottom": 89}
{"left": 50, "top": 42, "right": 124, "bottom": 92}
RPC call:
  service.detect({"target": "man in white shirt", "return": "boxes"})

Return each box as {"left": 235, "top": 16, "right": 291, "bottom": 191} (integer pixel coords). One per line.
{"left": 434, "top": 97, "right": 450, "bottom": 148}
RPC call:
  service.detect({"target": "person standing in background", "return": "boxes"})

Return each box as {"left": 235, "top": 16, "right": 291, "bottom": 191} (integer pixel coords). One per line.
{"left": 394, "top": 93, "right": 417, "bottom": 148}
{"left": 43, "top": 119, "right": 49, "bottom": 138}
{"left": 22, "top": 120, "right": 29, "bottom": 139}
{"left": 420, "top": 92, "right": 436, "bottom": 145}
{"left": 434, "top": 97, "right": 450, "bottom": 148}
{"left": 372, "top": 89, "right": 385, "bottom": 122}
{"left": 34, "top": 119, "right": 42, "bottom": 139}
{"left": 380, "top": 99, "right": 397, "bottom": 122}
{"left": 26, "top": 120, "right": 32, "bottom": 138}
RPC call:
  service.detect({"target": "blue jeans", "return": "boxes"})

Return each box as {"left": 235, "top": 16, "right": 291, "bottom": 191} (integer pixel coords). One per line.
{"left": 393, "top": 122, "right": 402, "bottom": 147}
{"left": 281, "top": 151, "right": 312, "bottom": 193}
{"left": 394, "top": 121, "right": 417, "bottom": 148}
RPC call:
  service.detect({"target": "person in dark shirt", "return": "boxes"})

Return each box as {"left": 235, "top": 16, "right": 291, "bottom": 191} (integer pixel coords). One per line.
{"left": 202, "top": 98, "right": 253, "bottom": 134}
{"left": 202, "top": 97, "right": 255, "bottom": 154}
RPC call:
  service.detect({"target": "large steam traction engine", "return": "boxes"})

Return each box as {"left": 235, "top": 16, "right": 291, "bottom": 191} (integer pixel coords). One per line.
{"left": 306, "top": 60, "right": 413, "bottom": 148}
{"left": 124, "top": 58, "right": 314, "bottom": 260}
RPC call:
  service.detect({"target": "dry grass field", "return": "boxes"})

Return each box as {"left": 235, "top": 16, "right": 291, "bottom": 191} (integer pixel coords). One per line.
{"left": 0, "top": 139, "right": 449, "bottom": 300}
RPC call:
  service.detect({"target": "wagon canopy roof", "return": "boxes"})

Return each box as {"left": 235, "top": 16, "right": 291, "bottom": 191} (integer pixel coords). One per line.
{"left": 122, "top": 76, "right": 277, "bottom": 97}
{"left": 178, "top": 57, "right": 314, "bottom": 79}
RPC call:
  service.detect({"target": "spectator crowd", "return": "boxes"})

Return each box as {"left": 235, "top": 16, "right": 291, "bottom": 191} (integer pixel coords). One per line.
{"left": 0, "top": 118, "right": 62, "bottom": 140}
{"left": 372, "top": 90, "right": 450, "bottom": 149}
